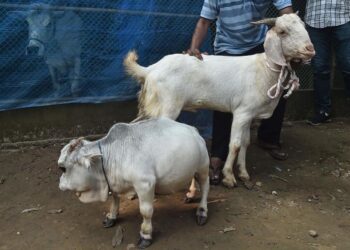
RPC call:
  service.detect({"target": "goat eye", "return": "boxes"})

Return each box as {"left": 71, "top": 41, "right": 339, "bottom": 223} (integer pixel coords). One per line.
{"left": 279, "top": 30, "right": 287, "bottom": 35}
{"left": 59, "top": 166, "right": 66, "bottom": 173}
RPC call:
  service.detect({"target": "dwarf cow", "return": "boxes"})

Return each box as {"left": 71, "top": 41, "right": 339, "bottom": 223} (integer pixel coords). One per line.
{"left": 58, "top": 118, "right": 209, "bottom": 248}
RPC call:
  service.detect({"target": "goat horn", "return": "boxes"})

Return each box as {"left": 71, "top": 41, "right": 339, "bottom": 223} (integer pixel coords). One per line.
{"left": 251, "top": 18, "right": 277, "bottom": 26}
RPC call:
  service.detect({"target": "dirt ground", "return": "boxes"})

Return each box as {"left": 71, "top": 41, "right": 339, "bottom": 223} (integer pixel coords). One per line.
{"left": 1, "top": 119, "right": 350, "bottom": 250}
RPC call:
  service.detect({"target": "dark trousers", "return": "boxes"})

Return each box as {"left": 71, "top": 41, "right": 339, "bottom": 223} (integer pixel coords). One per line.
{"left": 211, "top": 44, "right": 287, "bottom": 160}
{"left": 307, "top": 22, "right": 350, "bottom": 114}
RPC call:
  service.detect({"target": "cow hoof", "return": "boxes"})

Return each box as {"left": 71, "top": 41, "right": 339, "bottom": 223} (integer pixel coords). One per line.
{"left": 102, "top": 217, "right": 117, "bottom": 228}
{"left": 196, "top": 208, "right": 207, "bottom": 226}
{"left": 137, "top": 237, "right": 152, "bottom": 249}
{"left": 184, "top": 197, "right": 194, "bottom": 203}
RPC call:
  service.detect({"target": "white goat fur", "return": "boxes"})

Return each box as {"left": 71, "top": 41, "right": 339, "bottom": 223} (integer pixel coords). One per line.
{"left": 124, "top": 14, "right": 314, "bottom": 187}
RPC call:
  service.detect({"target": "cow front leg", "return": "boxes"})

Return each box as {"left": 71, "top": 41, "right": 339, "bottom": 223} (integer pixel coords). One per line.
{"left": 135, "top": 180, "right": 155, "bottom": 249}
{"left": 103, "top": 193, "right": 119, "bottom": 228}
{"left": 48, "top": 65, "right": 60, "bottom": 95}
{"left": 70, "top": 57, "right": 81, "bottom": 96}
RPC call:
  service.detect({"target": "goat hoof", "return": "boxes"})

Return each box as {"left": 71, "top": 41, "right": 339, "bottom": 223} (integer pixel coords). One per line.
{"left": 102, "top": 217, "right": 117, "bottom": 228}
{"left": 137, "top": 237, "right": 152, "bottom": 249}
{"left": 222, "top": 177, "right": 236, "bottom": 188}
{"left": 239, "top": 173, "right": 250, "bottom": 182}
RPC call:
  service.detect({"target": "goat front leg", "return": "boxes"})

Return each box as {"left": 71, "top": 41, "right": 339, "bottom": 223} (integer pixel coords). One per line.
{"left": 103, "top": 193, "right": 119, "bottom": 228}
{"left": 222, "top": 115, "right": 252, "bottom": 188}
{"left": 134, "top": 180, "right": 155, "bottom": 249}
{"left": 237, "top": 126, "right": 251, "bottom": 182}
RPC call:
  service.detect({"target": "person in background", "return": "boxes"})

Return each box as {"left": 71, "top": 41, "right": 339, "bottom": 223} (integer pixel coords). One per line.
{"left": 305, "top": 0, "right": 350, "bottom": 125}
{"left": 187, "top": 0, "right": 294, "bottom": 185}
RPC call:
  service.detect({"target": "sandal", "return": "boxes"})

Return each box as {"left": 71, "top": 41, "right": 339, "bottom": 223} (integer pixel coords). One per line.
{"left": 209, "top": 165, "right": 223, "bottom": 185}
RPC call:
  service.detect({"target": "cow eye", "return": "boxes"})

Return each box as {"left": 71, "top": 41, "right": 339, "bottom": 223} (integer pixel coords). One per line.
{"left": 59, "top": 166, "right": 66, "bottom": 173}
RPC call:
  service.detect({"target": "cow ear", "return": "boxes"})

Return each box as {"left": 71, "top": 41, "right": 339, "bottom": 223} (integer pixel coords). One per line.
{"left": 69, "top": 137, "right": 84, "bottom": 152}
{"left": 81, "top": 154, "right": 102, "bottom": 168}
{"left": 264, "top": 28, "right": 287, "bottom": 66}
{"left": 42, "top": 15, "right": 51, "bottom": 26}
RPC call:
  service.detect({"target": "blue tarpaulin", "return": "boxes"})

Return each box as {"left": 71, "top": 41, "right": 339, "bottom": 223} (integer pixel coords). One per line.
{"left": 0, "top": 0, "right": 214, "bottom": 136}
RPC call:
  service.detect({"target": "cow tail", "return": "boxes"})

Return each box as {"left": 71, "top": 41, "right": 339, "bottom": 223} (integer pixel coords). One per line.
{"left": 123, "top": 50, "right": 148, "bottom": 85}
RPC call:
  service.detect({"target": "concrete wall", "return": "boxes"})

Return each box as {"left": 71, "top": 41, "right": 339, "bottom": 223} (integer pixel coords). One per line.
{"left": 1, "top": 90, "right": 349, "bottom": 144}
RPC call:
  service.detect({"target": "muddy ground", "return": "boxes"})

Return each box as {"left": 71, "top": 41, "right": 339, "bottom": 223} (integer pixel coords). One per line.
{"left": 1, "top": 119, "right": 350, "bottom": 250}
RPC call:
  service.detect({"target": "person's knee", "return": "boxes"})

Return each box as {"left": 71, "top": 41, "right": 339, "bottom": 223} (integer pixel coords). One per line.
{"left": 312, "top": 57, "right": 331, "bottom": 74}
{"left": 336, "top": 55, "right": 350, "bottom": 74}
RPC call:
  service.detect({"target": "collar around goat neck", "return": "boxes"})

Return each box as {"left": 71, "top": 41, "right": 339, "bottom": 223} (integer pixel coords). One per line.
{"left": 264, "top": 55, "right": 300, "bottom": 99}
{"left": 98, "top": 141, "right": 112, "bottom": 196}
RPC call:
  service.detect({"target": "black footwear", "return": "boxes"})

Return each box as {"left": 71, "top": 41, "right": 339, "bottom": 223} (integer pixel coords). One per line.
{"left": 257, "top": 140, "right": 288, "bottom": 161}
{"left": 307, "top": 112, "right": 331, "bottom": 126}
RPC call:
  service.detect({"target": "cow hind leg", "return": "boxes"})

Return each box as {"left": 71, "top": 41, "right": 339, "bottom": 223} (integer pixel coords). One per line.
{"left": 196, "top": 170, "right": 209, "bottom": 226}
{"left": 134, "top": 180, "right": 155, "bottom": 249}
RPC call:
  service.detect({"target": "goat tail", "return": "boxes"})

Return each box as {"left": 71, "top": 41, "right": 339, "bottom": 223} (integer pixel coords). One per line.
{"left": 124, "top": 50, "right": 148, "bottom": 84}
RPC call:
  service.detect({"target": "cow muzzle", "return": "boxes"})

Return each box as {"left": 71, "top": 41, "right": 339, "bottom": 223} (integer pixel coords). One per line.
{"left": 26, "top": 39, "right": 45, "bottom": 56}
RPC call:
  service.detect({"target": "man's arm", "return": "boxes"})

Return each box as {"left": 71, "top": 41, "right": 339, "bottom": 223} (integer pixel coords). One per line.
{"left": 278, "top": 6, "right": 294, "bottom": 15}
{"left": 187, "top": 17, "right": 212, "bottom": 60}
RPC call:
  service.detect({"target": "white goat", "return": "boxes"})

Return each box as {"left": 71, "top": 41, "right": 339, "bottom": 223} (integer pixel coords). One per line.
{"left": 124, "top": 14, "right": 315, "bottom": 188}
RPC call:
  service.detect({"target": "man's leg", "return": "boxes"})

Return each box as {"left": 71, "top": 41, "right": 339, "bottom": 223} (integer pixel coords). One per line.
{"left": 210, "top": 111, "right": 232, "bottom": 184}
{"left": 333, "top": 22, "right": 350, "bottom": 98}
{"left": 307, "top": 25, "right": 332, "bottom": 125}
{"left": 257, "top": 96, "right": 288, "bottom": 160}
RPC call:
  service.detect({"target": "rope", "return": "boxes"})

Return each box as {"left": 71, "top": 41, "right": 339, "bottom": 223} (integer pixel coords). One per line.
{"left": 98, "top": 141, "right": 112, "bottom": 196}
{"left": 265, "top": 56, "right": 300, "bottom": 99}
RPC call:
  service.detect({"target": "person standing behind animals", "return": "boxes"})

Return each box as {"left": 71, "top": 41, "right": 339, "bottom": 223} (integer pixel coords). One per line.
{"left": 305, "top": 0, "right": 350, "bottom": 125}
{"left": 187, "top": 0, "right": 294, "bottom": 185}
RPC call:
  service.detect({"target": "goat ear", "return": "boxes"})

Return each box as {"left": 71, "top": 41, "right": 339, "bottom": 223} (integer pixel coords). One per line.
{"left": 264, "top": 29, "right": 287, "bottom": 66}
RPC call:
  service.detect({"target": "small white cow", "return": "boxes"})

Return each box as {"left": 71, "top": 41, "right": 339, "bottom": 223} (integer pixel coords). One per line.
{"left": 58, "top": 118, "right": 209, "bottom": 248}
{"left": 124, "top": 14, "right": 315, "bottom": 188}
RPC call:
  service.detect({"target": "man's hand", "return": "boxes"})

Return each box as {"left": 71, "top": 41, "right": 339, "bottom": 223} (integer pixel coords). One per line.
{"left": 186, "top": 48, "right": 203, "bottom": 60}
{"left": 186, "top": 17, "right": 211, "bottom": 61}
